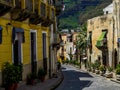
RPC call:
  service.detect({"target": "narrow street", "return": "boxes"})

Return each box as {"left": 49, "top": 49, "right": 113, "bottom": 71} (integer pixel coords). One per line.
{"left": 56, "top": 64, "right": 120, "bottom": 90}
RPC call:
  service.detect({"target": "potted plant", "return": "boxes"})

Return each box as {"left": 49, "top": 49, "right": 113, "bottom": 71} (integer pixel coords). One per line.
{"left": 99, "top": 65, "right": 106, "bottom": 76}
{"left": 87, "top": 62, "right": 91, "bottom": 72}
{"left": 94, "top": 60, "right": 100, "bottom": 74}
{"left": 26, "top": 72, "right": 36, "bottom": 85}
{"left": 91, "top": 63, "right": 95, "bottom": 73}
{"left": 13, "top": 64, "right": 23, "bottom": 90}
{"left": 38, "top": 68, "right": 46, "bottom": 82}
{"left": 2, "top": 62, "right": 23, "bottom": 90}
{"left": 105, "top": 67, "right": 113, "bottom": 78}
{"left": 116, "top": 64, "right": 120, "bottom": 81}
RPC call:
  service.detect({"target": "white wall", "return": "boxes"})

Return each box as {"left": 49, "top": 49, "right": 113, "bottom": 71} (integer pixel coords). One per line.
{"left": 103, "top": 3, "right": 113, "bottom": 14}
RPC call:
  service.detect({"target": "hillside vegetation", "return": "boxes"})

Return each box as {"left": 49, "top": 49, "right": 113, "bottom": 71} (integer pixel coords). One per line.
{"left": 58, "top": 0, "right": 112, "bottom": 30}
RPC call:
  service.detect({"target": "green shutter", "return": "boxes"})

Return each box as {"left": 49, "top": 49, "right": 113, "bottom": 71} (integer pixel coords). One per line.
{"left": 96, "top": 31, "right": 107, "bottom": 47}
{"left": 87, "top": 33, "right": 92, "bottom": 46}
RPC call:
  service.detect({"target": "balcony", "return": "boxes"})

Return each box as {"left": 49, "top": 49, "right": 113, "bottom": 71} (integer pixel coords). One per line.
{"left": 29, "top": 0, "right": 47, "bottom": 24}
{"left": 52, "top": 33, "right": 61, "bottom": 50}
{"left": 0, "top": 0, "right": 13, "bottom": 16}
{"left": 11, "top": 0, "right": 33, "bottom": 21}
{"left": 41, "top": 5, "right": 55, "bottom": 27}
{"left": 53, "top": 0, "right": 63, "bottom": 16}
{"left": 53, "top": 33, "right": 60, "bottom": 44}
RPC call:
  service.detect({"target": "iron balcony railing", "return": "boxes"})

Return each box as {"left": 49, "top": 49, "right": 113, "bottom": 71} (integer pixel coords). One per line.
{"left": 37, "top": 0, "right": 47, "bottom": 19}
{"left": 25, "top": 0, "right": 33, "bottom": 12}
{"left": 14, "top": 0, "right": 33, "bottom": 11}
{"left": 0, "top": 0, "right": 13, "bottom": 16}
{"left": 51, "top": 6, "right": 55, "bottom": 21}
{"left": 47, "top": 5, "right": 55, "bottom": 21}
{"left": 42, "top": 5, "right": 55, "bottom": 26}
{"left": 0, "top": 0, "right": 13, "bottom": 6}
{"left": 11, "top": 0, "right": 32, "bottom": 21}
{"left": 14, "top": 0, "right": 24, "bottom": 9}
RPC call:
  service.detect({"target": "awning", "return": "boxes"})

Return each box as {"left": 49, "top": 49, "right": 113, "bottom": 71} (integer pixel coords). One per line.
{"left": 12, "top": 27, "right": 25, "bottom": 43}
{"left": 96, "top": 31, "right": 107, "bottom": 47}
{"left": 82, "top": 57, "right": 87, "bottom": 60}
{"left": 13, "top": 27, "right": 24, "bottom": 33}
{"left": 87, "top": 33, "right": 92, "bottom": 46}
{"left": 0, "top": 26, "right": 3, "bottom": 30}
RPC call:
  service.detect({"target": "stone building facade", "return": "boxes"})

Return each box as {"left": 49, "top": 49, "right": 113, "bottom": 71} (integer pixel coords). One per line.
{"left": 87, "top": 14, "right": 114, "bottom": 67}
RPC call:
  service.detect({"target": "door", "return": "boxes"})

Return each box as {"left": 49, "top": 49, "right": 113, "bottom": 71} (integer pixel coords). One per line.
{"left": 31, "top": 32, "right": 37, "bottom": 74}
{"left": 102, "top": 49, "right": 109, "bottom": 67}
{"left": 42, "top": 33, "right": 47, "bottom": 73}
{"left": 114, "top": 49, "right": 117, "bottom": 68}
{"left": 13, "top": 33, "right": 22, "bottom": 65}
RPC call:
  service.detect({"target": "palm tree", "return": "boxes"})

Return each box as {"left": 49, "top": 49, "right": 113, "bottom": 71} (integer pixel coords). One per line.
{"left": 75, "top": 24, "right": 87, "bottom": 67}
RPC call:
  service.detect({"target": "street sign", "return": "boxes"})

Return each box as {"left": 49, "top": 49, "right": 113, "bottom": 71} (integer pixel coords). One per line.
{"left": 118, "top": 38, "right": 120, "bottom": 42}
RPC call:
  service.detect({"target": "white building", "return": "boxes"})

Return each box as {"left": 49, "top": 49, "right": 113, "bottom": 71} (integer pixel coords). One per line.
{"left": 103, "top": 3, "right": 113, "bottom": 14}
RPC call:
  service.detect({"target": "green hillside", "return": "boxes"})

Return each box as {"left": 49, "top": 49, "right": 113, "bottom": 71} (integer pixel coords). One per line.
{"left": 58, "top": 0, "right": 112, "bottom": 30}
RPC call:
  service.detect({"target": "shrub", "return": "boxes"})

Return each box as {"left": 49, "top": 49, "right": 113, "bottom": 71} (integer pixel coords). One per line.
{"left": 65, "top": 59, "right": 69, "bottom": 64}
{"left": 99, "top": 65, "right": 105, "bottom": 72}
{"left": 2, "top": 62, "right": 23, "bottom": 87}
{"left": 107, "top": 67, "right": 113, "bottom": 72}
{"left": 116, "top": 64, "right": 120, "bottom": 68}
{"left": 26, "top": 72, "right": 36, "bottom": 85}
{"left": 116, "top": 68, "right": 120, "bottom": 75}
{"left": 91, "top": 63, "right": 96, "bottom": 69}
{"left": 94, "top": 60, "right": 101, "bottom": 69}
{"left": 87, "top": 62, "right": 91, "bottom": 68}
{"left": 38, "top": 68, "right": 46, "bottom": 77}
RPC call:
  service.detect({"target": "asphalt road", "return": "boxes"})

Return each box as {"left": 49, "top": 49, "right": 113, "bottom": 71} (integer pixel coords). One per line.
{"left": 56, "top": 64, "right": 120, "bottom": 90}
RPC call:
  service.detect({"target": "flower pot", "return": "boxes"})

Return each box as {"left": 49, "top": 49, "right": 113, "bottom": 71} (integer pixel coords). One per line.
{"left": 26, "top": 79, "right": 35, "bottom": 85}
{"left": 116, "top": 74, "right": 120, "bottom": 81}
{"left": 105, "top": 71, "right": 113, "bottom": 78}
{"left": 92, "top": 69, "right": 95, "bottom": 73}
{"left": 31, "top": 79, "right": 35, "bottom": 85}
{"left": 40, "top": 76, "right": 45, "bottom": 82}
{"left": 5, "top": 84, "right": 14, "bottom": 90}
{"left": 87, "top": 68, "right": 91, "bottom": 72}
{"left": 95, "top": 70, "right": 100, "bottom": 74}
{"left": 13, "top": 83, "right": 18, "bottom": 90}
{"left": 100, "top": 71, "right": 104, "bottom": 76}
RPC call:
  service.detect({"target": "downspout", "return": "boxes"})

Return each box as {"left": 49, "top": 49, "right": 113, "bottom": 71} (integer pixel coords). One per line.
{"left": 112, "top": 16, "right": 115, "bottom": 68}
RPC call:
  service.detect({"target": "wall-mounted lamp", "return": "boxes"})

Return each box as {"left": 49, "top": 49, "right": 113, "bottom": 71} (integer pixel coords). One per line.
{"left": 6, "top": 23, "right": 12, "bottom": 34}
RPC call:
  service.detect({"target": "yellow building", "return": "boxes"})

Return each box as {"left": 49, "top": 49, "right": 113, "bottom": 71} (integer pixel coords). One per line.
{"left": 0, "top": 0, "right": 63, "bottom": 85}
{"left": 57, "top": 32, "right": 79, "bottom": 62}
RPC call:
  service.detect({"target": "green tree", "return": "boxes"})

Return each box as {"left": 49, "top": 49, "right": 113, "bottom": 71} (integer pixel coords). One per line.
{"left": 76, "top": 24, "right": 87, "bottom": 51}
{"left": 75, "top": 24, "right": 87, "bottom": 67}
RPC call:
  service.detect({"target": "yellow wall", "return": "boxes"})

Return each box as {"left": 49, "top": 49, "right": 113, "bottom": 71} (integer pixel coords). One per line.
{"left": 0, "top": 18, "right": 12, "bottom": 69}
{"left": 0, "top": 18, "right": 50, "bottom": 70}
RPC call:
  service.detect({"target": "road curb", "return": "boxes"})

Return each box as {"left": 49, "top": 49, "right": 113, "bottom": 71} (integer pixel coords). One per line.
{"left": 111, "top": 79, "right": 120, "bottom": 84}
{"left": 50, "top": 72, "right": 64, "bottom": 90}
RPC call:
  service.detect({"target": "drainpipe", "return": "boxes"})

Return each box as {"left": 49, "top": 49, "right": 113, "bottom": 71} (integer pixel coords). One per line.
{"left": 117, "top": 1, "right": 120, "bottom": 64}
{"left": 112, "top": 16, "right": 115, "bottom": 68}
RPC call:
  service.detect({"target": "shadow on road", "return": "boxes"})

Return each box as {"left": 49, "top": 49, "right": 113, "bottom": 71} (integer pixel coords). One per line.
{"left": 61, "top": 67, "right": 66, "bottom": 70}
{"left": 56, "top": 69, "right": 93, "bottom": 90}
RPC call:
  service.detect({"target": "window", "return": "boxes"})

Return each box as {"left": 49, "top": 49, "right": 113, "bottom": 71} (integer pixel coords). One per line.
{"left": 0, "top": 26, "right": 3, "bottom": 44}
